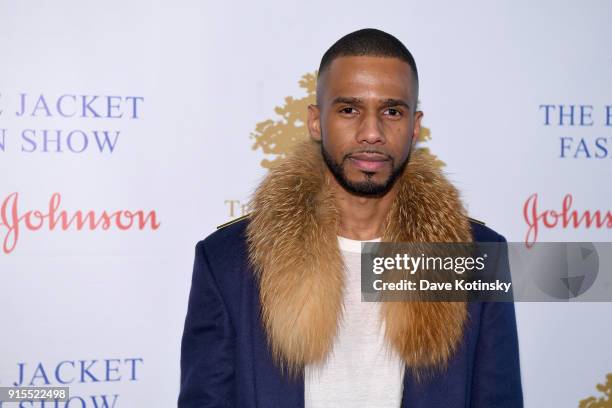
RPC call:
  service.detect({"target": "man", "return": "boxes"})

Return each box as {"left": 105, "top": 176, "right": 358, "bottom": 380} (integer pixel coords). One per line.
{"left": 179, "top": 28, "right": 523, "bottom": 407}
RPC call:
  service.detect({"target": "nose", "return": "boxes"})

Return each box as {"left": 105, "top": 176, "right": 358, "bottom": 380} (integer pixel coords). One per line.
{"left": 356, "top": 111, "right": 385, "bottom": 144}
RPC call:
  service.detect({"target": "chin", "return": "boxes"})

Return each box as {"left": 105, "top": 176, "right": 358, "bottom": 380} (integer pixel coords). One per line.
{"left": 355, "top": 172, "right": 390, "bottom": 184}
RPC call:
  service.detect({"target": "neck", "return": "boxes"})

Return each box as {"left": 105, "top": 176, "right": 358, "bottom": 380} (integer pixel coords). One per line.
{"left": 327, "top": 170, "right": 398, "bottom": 241}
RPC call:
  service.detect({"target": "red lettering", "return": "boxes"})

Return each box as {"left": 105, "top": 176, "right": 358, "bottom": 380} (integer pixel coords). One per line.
{"left": 523, "top": 193, "right": 611, "bottom": 246}
{"left": 0, "top": 192, "right": 161, "bottom": 254}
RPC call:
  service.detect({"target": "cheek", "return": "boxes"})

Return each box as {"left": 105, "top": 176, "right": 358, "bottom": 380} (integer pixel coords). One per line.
{"left": 325, "top": 116, "right": 356, "bottom": 136}
{"left": 322, "top": 118, "right": 356, "bottom": 151}
{"left": 386, "top": 118, "right": 412, "bottom": 135}
{"left": 386, "top": 123, "right": 413, "bottom": 150}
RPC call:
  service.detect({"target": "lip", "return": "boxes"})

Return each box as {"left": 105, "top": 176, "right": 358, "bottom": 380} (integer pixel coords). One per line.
{"left": 347, "top": 152, "right": 390, "bottom": 171}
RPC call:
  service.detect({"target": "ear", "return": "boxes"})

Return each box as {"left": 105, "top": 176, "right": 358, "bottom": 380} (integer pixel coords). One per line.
{"left": 411, "top": 110, "right": 424, "bottom": 148}
{"left": 307, "top": 104, "right": 322, "bottom": 142}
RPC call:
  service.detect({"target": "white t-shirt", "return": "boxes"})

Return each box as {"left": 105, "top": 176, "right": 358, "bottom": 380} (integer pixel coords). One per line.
{"left": 304, "top": 236, "right": 405, "bottom": 408}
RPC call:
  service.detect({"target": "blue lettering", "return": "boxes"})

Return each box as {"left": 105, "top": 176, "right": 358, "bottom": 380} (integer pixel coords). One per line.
{"left": 42, "top": 129, "right": 62, "bottom": 153}
{"left": 55, "top": 360, "right": 75, "bottom": 384}
{"left": 13, "top": 94, "right": 143, "bottom": 118}
{"left": 32, "top": 95, "right": 52, "bottom": 117}
{"left": 82, "top": 95, "right": 101, "bottom": 117}
{"left": 93, "top": 130, "right": 120, "bottom": 153}
{"left": 19, "top": 129, "right": 120, "bottom": 153}
{"left": 107, "top": 96, "right": 123, "bottom": 118}
{"left": 79, "top": 359, "right": 100, "bottom": 382}
{"left": 606, "top": 105, "right": 612, "bottom": 126}
{"left": 574, "top": 138, "right": 591, "bottom": 158}
{"left": 560, "top": 137, "right": 572, "bottom": 158}
{"left": 579, "top": 105, "right": 593, "bottom": 126}
{"left": 105, "top": 359, "right": 121, "bottom": 382}
{"left": 124, "top": 357, "right": 143, "bottom": 380}
{"left": 15, "top": 93, "right": 26, "bottom": 116}
{"left": 125, "top": 96, "right": 144, "bottom": 118}
{"left": 14, "top": 362, "right": 26, "bottom": 386}
{"left": 21, "top": 129, "right": 37, "bottom": 153}
{"left": 57, "top": 94, "right": 77, "bottom": 117}
{"left": 66, "top": 130, "right": 88, "bottom": 153}
{"left": 594, "top": 137, "right": 608, "bottom": 158}
{"left": 539, "top": 104, "right": 555, "bottom": 125}
{"left": 559, "top": 105, "right": 575, "bottom": 126}
{"left": 0, "top": 128, "right": 6, "bottom": 152}
{"left": 30, "top": 362, "right": 51, "bottom": 385}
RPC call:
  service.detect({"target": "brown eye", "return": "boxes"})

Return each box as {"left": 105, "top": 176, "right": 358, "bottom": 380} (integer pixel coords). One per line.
{"left": 383, "top": 108, "right": 402, "bottom": 118}
{"left": 340, "top": 107, "right": 357, "bottom": 115}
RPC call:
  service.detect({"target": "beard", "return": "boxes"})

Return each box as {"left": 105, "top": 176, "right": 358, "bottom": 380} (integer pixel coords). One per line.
{"left": 320, "top": 140, "right": 412, "bottom": 197}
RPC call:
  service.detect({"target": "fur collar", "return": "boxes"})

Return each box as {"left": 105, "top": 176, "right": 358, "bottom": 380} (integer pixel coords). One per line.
{"left": 246, "top": 139, "right": 472, "bottom": 378}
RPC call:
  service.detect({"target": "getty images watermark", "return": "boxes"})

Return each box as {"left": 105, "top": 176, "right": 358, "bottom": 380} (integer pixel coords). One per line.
{"left": 360, "top": 242, "right": 612, "bottom": 302}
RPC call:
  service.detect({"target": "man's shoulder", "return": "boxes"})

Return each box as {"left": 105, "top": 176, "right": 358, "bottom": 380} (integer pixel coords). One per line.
{"left": 197, "top": 215, "right": 250, "bottom": 256}
{"left": 468, "top": 217, "right": 506, "bottom": 243}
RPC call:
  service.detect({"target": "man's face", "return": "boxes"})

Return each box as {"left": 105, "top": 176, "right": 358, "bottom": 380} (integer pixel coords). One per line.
{"left": 308, "top": 56, "right": 423, "bottom": 196}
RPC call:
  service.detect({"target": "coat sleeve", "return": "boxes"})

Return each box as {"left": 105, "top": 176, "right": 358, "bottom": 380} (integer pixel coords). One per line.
{"left": 178, "top": 240, "right": 236, "bottom": 407}
{"left": 470, "top": 235, "right": 524, "bottom": 408}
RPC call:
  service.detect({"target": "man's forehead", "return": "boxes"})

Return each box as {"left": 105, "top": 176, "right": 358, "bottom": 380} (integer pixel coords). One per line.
{"left": 317, "top": 55, "right": 417, "bottom": 103}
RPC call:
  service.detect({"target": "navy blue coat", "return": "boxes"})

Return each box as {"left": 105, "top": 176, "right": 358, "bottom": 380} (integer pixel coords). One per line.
{"left": 178, "top": 218, "right": 523, "bottom": 407}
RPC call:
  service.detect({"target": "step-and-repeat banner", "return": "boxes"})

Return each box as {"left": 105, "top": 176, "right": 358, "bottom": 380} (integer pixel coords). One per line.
{"left": 1, "top": 1, "right": 610, "bottom": 406}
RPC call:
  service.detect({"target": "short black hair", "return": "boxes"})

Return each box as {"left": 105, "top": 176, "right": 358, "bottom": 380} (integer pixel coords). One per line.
{"left": 317, "top": 28, "right": 419, "bottom": 87}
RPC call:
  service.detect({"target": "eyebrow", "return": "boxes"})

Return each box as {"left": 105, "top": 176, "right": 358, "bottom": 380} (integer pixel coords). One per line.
{"left": 331, "top": 96, "right": 411, "bottom": 110}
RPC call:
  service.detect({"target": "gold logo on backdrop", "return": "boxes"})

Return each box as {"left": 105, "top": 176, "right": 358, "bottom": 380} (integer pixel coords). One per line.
{"left": 580, "top": 373, "right": 612, "bottom": 407}
{"left": 225, "top": 71, "right": 441, "bottom": 217}
{"left": 250, "top": 72, "right": 317, "bottom": 169}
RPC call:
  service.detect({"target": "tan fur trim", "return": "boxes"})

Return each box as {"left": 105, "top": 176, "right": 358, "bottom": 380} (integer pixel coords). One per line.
{"left": 380, "top": 148, "right": 472, "bottom": 377}
{"left": 246, "top": 139, "right": 471, "bottom": 377}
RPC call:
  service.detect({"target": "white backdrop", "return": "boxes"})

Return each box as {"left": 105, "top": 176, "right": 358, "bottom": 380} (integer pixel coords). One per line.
{"left": 1, "top": 1, "right": 611, "bottom": 406}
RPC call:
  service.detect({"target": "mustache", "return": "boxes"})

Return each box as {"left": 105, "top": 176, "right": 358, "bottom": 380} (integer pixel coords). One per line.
{"left": 344, "top": 149, "right": 393, "bottom": 159}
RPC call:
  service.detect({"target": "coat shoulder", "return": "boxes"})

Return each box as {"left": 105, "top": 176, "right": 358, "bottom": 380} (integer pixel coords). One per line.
{"left": 194, "top": 217, "right": 252, "bottom": 306}
{"left": 468, "top": 218, "right": 506, "bottom": 243}
{"left": 200, "top": 215, "right": 249, "bottom": 247}
{"left": 199, "top": 216, "right": 250, "bottom": 255}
